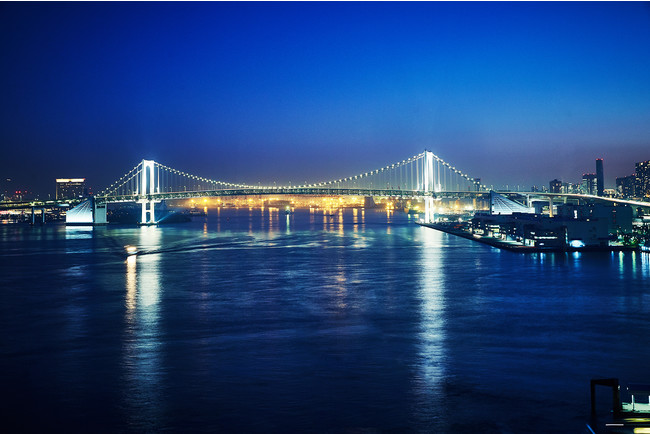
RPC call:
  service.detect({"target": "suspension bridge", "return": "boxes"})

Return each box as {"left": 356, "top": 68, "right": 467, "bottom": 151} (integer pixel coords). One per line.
{"left": 66, "top": 150, "right": 485, "bottom": 224}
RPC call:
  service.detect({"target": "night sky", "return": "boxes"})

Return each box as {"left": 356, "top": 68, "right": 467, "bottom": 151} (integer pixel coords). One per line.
{"left": 1, "top": 2, "right": 649, "bottom": 196}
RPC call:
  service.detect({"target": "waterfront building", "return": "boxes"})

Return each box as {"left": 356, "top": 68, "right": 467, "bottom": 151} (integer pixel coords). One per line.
{"left": 556, "top": 203, "right": 633, "bottom": 234}
{"left": 471, "top": 211, "right": 611, "bottom": 248}
{"left": 471, "top": 202, "right": 633, "bottom": 249}
{"left": 636, "top": 160, "right": 650, "bottom": 199}
{"left": 56, "top": 178, "right": 86, "bottom": 200}
{"left": 596, "top": 158, "right": 604, "bottom": 196}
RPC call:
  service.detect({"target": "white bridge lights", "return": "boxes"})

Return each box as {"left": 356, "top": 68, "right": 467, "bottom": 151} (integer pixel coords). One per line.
{"left": 92, "top": 150, "right": 485, "bottom": 226}
{"left": 139, "top": 159, "right": 160, "bottom": 224}
{"left": 423, "top": 151, "right": 435, "bottom": 224}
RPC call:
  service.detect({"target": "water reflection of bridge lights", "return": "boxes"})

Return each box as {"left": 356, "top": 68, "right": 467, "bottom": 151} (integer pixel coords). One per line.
{"left": 414, "top": 227, "right": 447, "bottom": 425}
{"left": 122, "top": 227, "right": 164, "bottom": 430}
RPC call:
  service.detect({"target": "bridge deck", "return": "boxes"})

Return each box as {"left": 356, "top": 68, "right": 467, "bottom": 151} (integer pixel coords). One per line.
{"left": 98, "top": 187, "right": 442, "bottom": 203}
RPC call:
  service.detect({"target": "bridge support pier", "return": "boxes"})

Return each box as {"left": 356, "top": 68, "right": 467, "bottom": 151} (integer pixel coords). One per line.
{"left": 424, "top": 197, "right": 435, "bottom": 224}
{"left": 94, "top": 202, "right": 107, "bottom": 224}
{"left": 140, "top": 200, "right": 157, "bottom": 224}
{"left": 31, "top": 207, "right": 45, "bottom": 225}
{"left": 65, "top": 198, "right": 108, "bottom": 225}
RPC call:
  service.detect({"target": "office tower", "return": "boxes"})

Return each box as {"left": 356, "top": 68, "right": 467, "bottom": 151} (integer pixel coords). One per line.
{"left": 636, "top": 160, "right": 650, "bottom": 198}
{"left": 581, "top": 173, "right": 597, "bottom": 195}
{"left": 596, "top": 158, "right": 604, "bottom": 196}
{"left": 549, "top": 179, "right": 562, "bottom": 193}
{"left": 56, "top": 178, "right": 86, "bottom": 200}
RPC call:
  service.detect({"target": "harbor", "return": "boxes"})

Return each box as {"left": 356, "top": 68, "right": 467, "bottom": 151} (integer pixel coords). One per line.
{"left": 419, "top": 191, "right": 649, "bottom": 253}
{"left": 418, "top": 221, "right": 639, "bottom": 253}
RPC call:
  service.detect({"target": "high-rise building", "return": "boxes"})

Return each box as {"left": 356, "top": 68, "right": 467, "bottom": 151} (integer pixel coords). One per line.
{"left": 56, "top": 178, "right": 86, "bottom": 200}
{"left": 581, "top": 173, "right": 597, "bottom": 195}
{"left": 636, "top": 160, "right": 650, "bottom": 199}
{"left": 562, "top": 182, "right": 579, "bottom": 194}
{"left": 549, "top": 179, "right": 562, "bottom": 193}
{"left": 616, "top": 175, "right": 636, "bottom": 198}
{"left": 596, "top": 158, "right": 604, "bottom": 196}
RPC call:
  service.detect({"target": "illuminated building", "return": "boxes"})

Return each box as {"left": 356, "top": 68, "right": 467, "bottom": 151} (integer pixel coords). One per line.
{"left": 636, "top": 160, "right": 650, "bottom": 198}
{"left": 549, "top": 179, "right": 562, "bottom": 193}
{"left": 596, "top": 158, "right": 604, "bottom": 196}
{"left": 562, "top": 182, "right": 580, "bottom": 194}
{"left": 56, "top": 178, "right": 86, "bottom": 200}
{"left": 616, "top": 174, "right": 636, "bottom": 198}
{"left": 581, "top": 173, "right": 597, "bottom": 195}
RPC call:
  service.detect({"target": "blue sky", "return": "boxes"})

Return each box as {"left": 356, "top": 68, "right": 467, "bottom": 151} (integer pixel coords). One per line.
{"left": 1, "top": 2, "right": 649, "bottom": 195}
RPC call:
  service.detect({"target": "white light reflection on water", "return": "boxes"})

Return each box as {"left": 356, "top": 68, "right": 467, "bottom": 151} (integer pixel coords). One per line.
{"left": 641, "top": 252, "right": 650, "bottom": 279}
{"left": 65, "top": 226, "right": 93, "bottom": 254}
{"left": 618, "top": 251, "right": 625, "bottom": 276}
{"left": 413, "top": 226, "right": 447, "bottom": 427}
{"left": 122, "top": 226, "right": 164, "bottom": 430}
{"left": 64, "top": 225, "right": 93, "bottom": 240}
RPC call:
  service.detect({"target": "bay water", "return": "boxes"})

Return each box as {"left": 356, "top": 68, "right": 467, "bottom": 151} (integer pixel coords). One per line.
{"left": 1, "top": 208, "right": 649, "bottom": 432}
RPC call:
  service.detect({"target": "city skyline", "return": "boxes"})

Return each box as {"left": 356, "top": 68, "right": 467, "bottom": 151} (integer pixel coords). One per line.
{"left": 1, "top": 2, "right": 649, "bottom": 196}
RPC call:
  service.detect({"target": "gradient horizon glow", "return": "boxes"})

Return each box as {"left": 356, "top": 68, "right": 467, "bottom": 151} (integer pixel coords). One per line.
{"left": 1, "top": 2, "right": 649, "bottom": 195}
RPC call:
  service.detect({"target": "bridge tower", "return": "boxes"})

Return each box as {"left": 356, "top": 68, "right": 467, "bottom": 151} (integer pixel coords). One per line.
{"left": 139, "top": 159, "right": 160, "bottom": 224}
{"left": 423, "top": 151, "right": 435, "bottom": 223}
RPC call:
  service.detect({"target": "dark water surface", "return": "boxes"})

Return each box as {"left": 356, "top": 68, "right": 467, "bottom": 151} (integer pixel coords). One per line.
{"left": 1, "top": 208, "right": 649, "bottom": 433}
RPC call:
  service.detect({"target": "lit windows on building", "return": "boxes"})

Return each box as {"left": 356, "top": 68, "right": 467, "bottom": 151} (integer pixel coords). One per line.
{"left": 636, "top": 160, "right": 650, "bottom": 198}
{"left": 581, "top": 173, "right": 597, "bottom": 195}
{"left": 549, "top": 179, "right": 562, "bottom": 193}
{"left": 56, "top": 178, "right": 87, "bottom": 200}
{"left": 616, "top": 174, "right": 636, "bottom": 198}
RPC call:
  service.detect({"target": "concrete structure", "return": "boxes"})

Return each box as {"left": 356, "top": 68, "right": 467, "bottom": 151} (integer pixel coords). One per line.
{"left": 556, "top": 202, "right": 633, "bottom": 234}
{"left": 489, "top": 191, "right": 534, "bottom": 215}
{"left": 470, "top": 201, "right": 634, "bottom": 250}
{"left": 65, "top": 197, "right": 106, "bottom": 224}
{"left": 471, "top": 211, "right": 610, "bottom": 249}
